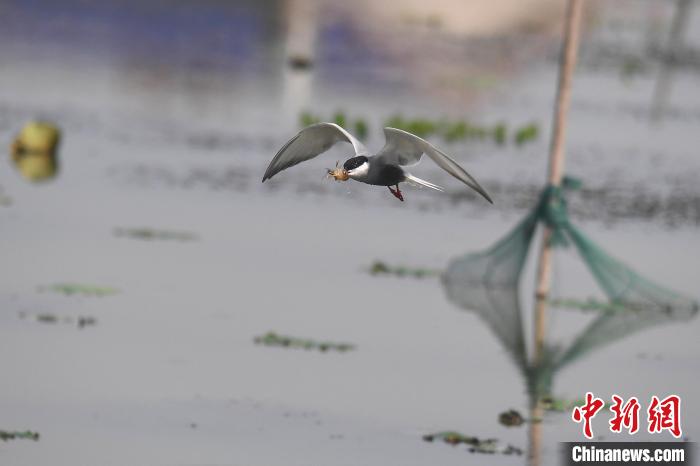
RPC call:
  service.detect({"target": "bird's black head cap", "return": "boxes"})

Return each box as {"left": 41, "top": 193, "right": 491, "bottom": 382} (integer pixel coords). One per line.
{"left": 343, "top": 156, "right": 368, "bottom": 171}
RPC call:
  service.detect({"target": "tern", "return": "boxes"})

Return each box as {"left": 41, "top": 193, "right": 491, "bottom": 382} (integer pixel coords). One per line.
{"left": 262, "top": 123, "right": 492, "bottom": 203}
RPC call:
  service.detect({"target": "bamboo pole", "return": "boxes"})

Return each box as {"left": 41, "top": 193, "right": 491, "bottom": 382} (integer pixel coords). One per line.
{"left": 529, "top": 6, "right": 584, "bottom": 465}
{"left": 533, "top": 0, "right": 584, "bottom": 365}
{"left": 529, "top": 4, "right": 584, "bottom": 465}
{"left": 528, "top": 403, "right": 543, "bottom": 466}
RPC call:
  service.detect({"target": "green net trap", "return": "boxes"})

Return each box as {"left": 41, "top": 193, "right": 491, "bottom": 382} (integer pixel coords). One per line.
{"left": 441, "top": 178, "right": 698, "bottom": 398}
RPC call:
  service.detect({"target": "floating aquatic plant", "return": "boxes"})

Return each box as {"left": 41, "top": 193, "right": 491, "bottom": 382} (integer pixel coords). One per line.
{"left": 254, "top": 332, "right": 355, "bottom": 353}
{"left": 368, "top": 261, "right": 440, "bottom": 279}
{"left": 40, "top": 283, "right": 119, "bottom": 297}
{"left": 0, "top": 430, "right": 40, "bottom": 441}
{"left": 114, "top": 227, "right": 197, "bottom": 242}
{"left": 77, "top": 316, "right": 97, "bottom": 328}
{"left": 299, "top": 111, "right": 370, "bottom": 141}
{"left": 385, "top": 115, "right": 438, "bottom": 139}
{"left": 354, "top": 119, "right": 368, "bottom": 140}
{"left": 20, "top": 311, "right": 97, "bottom": 329}
{"left": 36, "top": 313, "right": 58, "bottom": 324}
{"left": 300, "top": 111, "right": 319, "bottom": 127}
{"left": 422, "top": 431, "right": 522, "bottom": 455}
{"left": 498, "top": 409, "right": 525, "bottom": 427}
{"left": 514, "top": 122, "right": 539, "bottom": 146}
{"left": 494, "top": 123, "right": 507, "bottom": 145}
{"left": 299, "top": 111, "right": 539, "bottom": 147}
{"left": 332, "top": 111, "right": 346, "bottom": 129}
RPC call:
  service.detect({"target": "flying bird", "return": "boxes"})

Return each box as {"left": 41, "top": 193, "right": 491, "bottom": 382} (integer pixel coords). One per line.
{"left": 262, "top": 123, "right": 492, "bottom": 203}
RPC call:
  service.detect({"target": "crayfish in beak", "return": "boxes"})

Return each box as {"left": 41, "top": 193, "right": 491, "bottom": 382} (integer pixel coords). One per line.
{"left": 327, "top": 161, "right": 349, "bottom": 181}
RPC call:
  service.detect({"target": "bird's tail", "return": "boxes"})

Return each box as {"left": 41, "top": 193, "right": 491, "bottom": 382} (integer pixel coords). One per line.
{"left": 405, "top": 174, "right": 444, "bottom": 192}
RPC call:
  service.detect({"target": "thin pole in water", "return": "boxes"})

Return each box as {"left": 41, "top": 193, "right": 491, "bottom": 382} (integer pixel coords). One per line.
{"left": 533, "top": 0, "right": 584, "bottom": 365}
{"left": 529, "top": 4, "right": 585, "bottom": 465}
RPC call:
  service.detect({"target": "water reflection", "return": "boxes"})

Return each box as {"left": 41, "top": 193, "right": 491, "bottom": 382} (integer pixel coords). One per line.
{"left": 441, "top": 186, "right": 698, "bottom": 465}
{"left": 651, "top": 0, "right": 695, "bottom": 120}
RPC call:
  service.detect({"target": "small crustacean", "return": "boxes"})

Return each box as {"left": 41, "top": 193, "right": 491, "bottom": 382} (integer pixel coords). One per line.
{"left": 326, "top": 161, "right": 349, "bottom": 181}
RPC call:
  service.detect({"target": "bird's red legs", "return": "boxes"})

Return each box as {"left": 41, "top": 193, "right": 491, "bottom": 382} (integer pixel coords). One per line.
{"left": 387, "top": 184, "right": 404, "bottom": 202}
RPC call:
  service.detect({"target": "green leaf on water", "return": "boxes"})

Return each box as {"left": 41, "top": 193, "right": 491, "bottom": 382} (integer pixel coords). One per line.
{"left": 354, "top": 119, "right": 368, "bottom": 140}
{"left": 333, "top": 111, "right": 347, "bottom": 129}
{"left": 493, "top": 122, "right": 507, "bottom": 145}
{"left": 0, "top": 430, "right": 40, "bottom": 441}
{"left": 299, "top": 111, "right": 539, "bottom": 147}
{"left": 114, "top": 227, "right": 197, "bottom": 242}
{"left": 36, "top": 313, "right": 58, "bottom": 323}
{"left": 254, "top": 332, "right": 355, "bottom": 353}
{"left": 498, "top": 409, "right": 525, "bottom": 427}
{"left": 300, "top": 111, "right": 320, "bottom": 127}
{"left": 368, "top": 260, "right": 441, "bottom": 279}
{"left": 514, "top": 122, "right": 539, "bottom": 146}
{"left": 422, "top": 431, "right": 522, "bottom": 455}
{"left": 40, "top": 283, "right": 120, "bottom": 297}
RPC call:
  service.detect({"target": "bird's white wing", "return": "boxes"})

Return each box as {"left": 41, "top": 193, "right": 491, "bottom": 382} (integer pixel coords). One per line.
{"left": 376, "top": 127, "right": 493, "bottom": 203}
{"left": 262, "top": 123, "right": 369, "bottom": 181}
{"left": 375, "top": 127, "right": 425, "bottom": 166}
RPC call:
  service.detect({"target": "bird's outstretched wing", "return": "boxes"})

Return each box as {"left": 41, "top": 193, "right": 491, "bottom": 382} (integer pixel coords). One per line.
{"left": 262, "top": 123, "right": 369, "bottom": 182}
{"left": 376, "top": 127, "right": 493, "bottom": 203}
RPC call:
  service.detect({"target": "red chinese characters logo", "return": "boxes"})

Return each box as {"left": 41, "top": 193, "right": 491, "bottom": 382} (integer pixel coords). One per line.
{"left": 648, "top": 395, "right": 682, "bottom": 438}
{"left": 572, "top": 392, "right": 605, "bottom": 439}
{"left": 609, "top": 394, "right": 640, "bottom": 434}
{"left": 572, "top": 393, "right": 682, "bottom": 439}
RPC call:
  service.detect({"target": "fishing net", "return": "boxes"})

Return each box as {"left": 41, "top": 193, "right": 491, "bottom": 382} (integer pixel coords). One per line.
{"left": 442, "top": 178, "right": 699, "bottom": 397}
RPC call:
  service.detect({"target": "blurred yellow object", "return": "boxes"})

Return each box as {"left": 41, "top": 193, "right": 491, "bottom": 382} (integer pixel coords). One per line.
{"left": 10, "top": 121, "right": 60, "bottom": 182}
{"left": 13, "top": 152, "right": 58, "bottom": 181}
